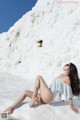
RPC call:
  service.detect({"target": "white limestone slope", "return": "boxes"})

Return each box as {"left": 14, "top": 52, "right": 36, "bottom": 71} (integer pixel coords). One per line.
{"left": 0, "top": 0, "right": 80, "bottom": 80}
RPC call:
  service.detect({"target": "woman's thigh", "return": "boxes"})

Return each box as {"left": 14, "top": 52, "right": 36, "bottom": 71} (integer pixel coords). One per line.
{"left": 38, "top": 75, "right": 53, "bottom": 103}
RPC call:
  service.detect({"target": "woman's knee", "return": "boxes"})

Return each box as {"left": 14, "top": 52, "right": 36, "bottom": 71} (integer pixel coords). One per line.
{"left": 36, "top": 75, "right": 42, "bottom": 79}
{"left": 23, "top": 90, "right": 29, "bottom": 96}
{"left": 36, "top": 75, "right": 43, "bottom": 83}
{"left": 35, "top": 76, "right": 41, "bottom": 89}
{"left": 35, "top": 75, "right": 44, "bottom": 88}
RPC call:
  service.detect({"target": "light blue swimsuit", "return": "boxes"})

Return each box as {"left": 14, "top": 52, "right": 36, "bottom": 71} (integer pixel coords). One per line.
{"left": 49, "top": 78, "right": 73, "bottom": 103}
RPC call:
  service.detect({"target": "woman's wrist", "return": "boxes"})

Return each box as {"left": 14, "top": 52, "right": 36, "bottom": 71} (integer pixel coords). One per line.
{"left": 70, "top": 104, "right": 79, "bottom": 113}
{"left": 70, "top": 104, "right": 73, "bottom": 109}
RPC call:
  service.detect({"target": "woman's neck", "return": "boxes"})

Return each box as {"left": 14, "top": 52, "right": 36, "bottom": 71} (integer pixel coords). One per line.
{"left": 60, "top": 73, "right": 68, "bottom": 77}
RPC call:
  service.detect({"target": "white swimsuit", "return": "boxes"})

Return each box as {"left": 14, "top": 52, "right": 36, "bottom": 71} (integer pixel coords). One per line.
{"left": 49, "top": 78, "right": 73, "bottom": 103}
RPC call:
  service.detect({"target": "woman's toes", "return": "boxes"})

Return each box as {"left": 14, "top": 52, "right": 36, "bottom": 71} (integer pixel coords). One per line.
{"left": 3, "top": 107, "right": 14, "bottom": 114}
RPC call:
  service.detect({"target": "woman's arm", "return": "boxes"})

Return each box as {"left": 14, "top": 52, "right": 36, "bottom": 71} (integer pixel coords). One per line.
{"left": 69, "top": 98, "right": 79, "bottom": 113}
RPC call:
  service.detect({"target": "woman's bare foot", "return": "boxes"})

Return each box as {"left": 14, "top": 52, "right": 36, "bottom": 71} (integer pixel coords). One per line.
{"left": 2, "top": 106, "right": 14, "bottom": 114}
{"left": 29, "top": 97, "right": 39, "bottom": 107}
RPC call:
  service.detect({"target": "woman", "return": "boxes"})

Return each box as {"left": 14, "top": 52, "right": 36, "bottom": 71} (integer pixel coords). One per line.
{"left": 1, "top": 63, "right": 80, "bottom": 114}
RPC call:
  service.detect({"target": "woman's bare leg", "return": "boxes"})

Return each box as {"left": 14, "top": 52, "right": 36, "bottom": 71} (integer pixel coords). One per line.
{"left": 2, "top": 75, "right": 53, "bottom": 113}
{"left": 2, "top": 90, "right": 34, "bottom": 114}
{"left": 30, "top": 75, "right": 53, "bottom": 107}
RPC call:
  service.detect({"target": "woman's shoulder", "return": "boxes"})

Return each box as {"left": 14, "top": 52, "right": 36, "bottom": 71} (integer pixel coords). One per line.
{"left": 57, "top": 74, "right": 71, "bottom": 86}
{"left": 51, "top": 75, "right": 71, "bottom": 86}
{"left": 64, "top": 76, "right": 71, "bottom": 86}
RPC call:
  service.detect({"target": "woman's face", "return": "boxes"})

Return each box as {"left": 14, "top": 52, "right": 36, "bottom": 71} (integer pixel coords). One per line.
{"left": 63, "top": 65, "right": 70, "bottom": 75}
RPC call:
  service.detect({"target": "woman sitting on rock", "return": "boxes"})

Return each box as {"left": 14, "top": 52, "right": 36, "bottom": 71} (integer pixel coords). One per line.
{"left": 1, "top": 63, "right": 80, "bottom": 114}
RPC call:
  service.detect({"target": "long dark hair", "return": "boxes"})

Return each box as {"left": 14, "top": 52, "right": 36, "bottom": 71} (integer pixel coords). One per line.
{"left": 65, "top": 63, "right": 80, "bottom": 96}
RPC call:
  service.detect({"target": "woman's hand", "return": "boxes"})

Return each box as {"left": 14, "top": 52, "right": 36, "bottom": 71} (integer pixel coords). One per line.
{"left": 69, "top": 98, "right": 79, "bottom": 113}
{"left": 70, "top": 105, "right": 79, "bottom": 113}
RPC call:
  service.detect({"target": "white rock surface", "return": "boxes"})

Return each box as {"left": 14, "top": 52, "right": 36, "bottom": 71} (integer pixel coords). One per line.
{"left": 0, "top": 0, "right": 80, "bottom": 80}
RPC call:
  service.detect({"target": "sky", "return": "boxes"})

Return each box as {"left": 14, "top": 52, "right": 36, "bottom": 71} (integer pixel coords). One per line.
{"left": 0, "top": 0, "right": 37, "bottom": 33}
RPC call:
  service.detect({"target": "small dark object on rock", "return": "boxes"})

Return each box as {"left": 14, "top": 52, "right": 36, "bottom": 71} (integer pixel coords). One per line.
{"left": 37, "top": 40, "right": 43, "bottom": 47}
